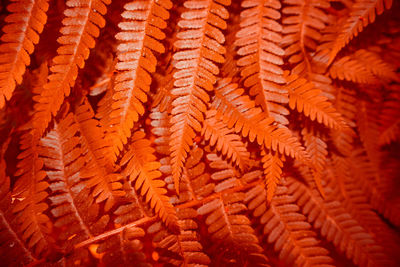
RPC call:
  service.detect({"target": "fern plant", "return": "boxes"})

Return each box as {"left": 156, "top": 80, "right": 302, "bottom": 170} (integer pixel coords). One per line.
{"left": 0, "top": 0, "right": 399, "bottom": 266}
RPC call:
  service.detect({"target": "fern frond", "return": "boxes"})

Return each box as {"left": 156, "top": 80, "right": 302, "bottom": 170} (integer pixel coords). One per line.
{"left": 106, "top": 0, "right": 172, "bottom": 156}
{"left": 288, "top": 177, "right": 392, "bottom": 266}
{"left": 318, "top": 0, "right": 393, "bottom": 64}
{"left": 302, "top": 127, "right": 328, "bottom": 195}
{"left": 212, "top": 79, "right": 308, "bottom": 162}
{"left": 379, "top": 87, "right": 400, "bottom": 145}
{"left": 331, "top": 86, "right": 357, "bottom": 156}
{"left": 327, "top": 154, "right": 400, "bottom": 259}
{"left": 0, "top": 0, "right": 49, "bottom": 109}
{"left": 113, "top": 181, "right": 152, "bottom": 227}
{"left": 13, "top": 131, "right": 52, "bottom": 256}
{"left": 170, "top": 0, "right": 231, "bottom": 193}
{"left": 245, "top": 183, "right": 335, "bottom": 267}
{"left": 0, "top": 145, "right": 36, "bottom": 266}
{"left": 74, "top": 102, "right": 125, "bottom": 212}
{"left": 120, "top": 131, "right": 178, "bottom": 231}
{"left": 198, "top": 195, "right": 269, "bottom": 266}
{"left": 235, "top": 0, "right": 288, "bottom": 124}
{"left": 286, "top": 72, "right": 345, "bottom": 129}
{"left": 151, "top": 208, "right": 211, "bottom": 266}
{"left": 74, "top": 98, "right": 115, "bottom": 169}
{"left": 350, "top": 149, "right": 400, "bottom": 227}
{"left": 38, "top": 112, "right": 109, "bottom": 247}
{"left": 329, "top": 55, "right": 379, "bottom": 84}
{"left": 261, "top": 149, "right": 284, "bottom": 202}
{"left": 32, "top": 0, "right": 111, "bottom": 137}
{"left": 196, "top": 153, "right": 269, "bottom": 266}
{"left": 356, "top": 100, "right": 381, "bottom": 171}
{"left": 355, "top": 49, "right": 399, "bottom": 82}
{"left": 202, "top": 110, "right": 250, "bottom": 170}
{"left": 282, "top": 0, "right": 330, "bottom": 75}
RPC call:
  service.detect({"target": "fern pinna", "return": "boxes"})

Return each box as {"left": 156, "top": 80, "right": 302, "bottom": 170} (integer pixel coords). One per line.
{"left": 0, "top": 0, "right": 399, "bottom": 266}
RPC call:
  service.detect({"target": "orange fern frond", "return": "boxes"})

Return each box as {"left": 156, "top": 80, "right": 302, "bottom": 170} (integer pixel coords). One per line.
{"left": 73, "top": 103, "right": 125, "bottom": 212}
{"left": 198, "top": 158, "right": 269, "bottom": 266}
{"left": 331, "top": 86, "right": 357, "bottom": 156}
{"left": 106, "top": 0, "right": 172, "bottom": 156}
{"left": 353, "top": 49, "right": 399, "bottom": 82}
{"left": 120, "top": 131, "right": 178, "bottom": 231}
{"left": 379, "top": 86, "right": 400, "bottom": 145}
{"left": 246, "top": 183, "right": 335, "bottom": 266}
{"left": 286, "top": 72, "right": 345, "bottom": 129}
{"left": 202, "top": 110, "right": 250, "bottom": 170}
{"left": 39, "top": 112, "right": 110, "bottom": 248}
{"left": 329, "top": 55, "right": 379, "bottom": 84}
{"left": 170, "top": 0, "right": 230, "bottom": 193}
{"left": 0, "top": 0, "right": 49, "bottom": 109}
{"left": 0, "top": 142, "right": 36, "bottom": 265}
{"left": 235, "top": 0, "right": 288, "bottom": 124}
{"left": 282, "top": 0, "right": 330, "bottom": 75}
{"left": 261, "top": 149, "right": 284, "bottom": 202}
{"left": 74, "top": 98, "right": 115, "bottom": 169}
{"left": 213, "top": 79, "right": 308, "bottom": 162}
{"left": 288, "top": 177, "right": 393, "bottom": 266}
{"left": 12, "top": 131, "right": 52, "bottom": 256}
{"left": 32, "top": 0, "right": 111, "bottom": 137}
{"left": 318, "top": 0, "right": 393, "bottom": 65}
{"left": 151, "top": 209, "right": 211, "bottom": 266}
{"left": 302, "top": 127, "right": 328, "bottom": 196}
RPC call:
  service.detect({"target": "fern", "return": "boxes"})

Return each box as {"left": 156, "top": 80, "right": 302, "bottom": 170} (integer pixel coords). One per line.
{"left": 318, "top": 0, "right": 393, "bottom": 64}
{"left": 103, "top": 0, "right": 172, "bottom": 157}
{"left": 32, "top": 0, "right": 111, "bottom": 137}
{"left": 170, "top": 0, "right": 230, "bottom": 193}
{"left": 235, "top": 0, "right": 288, "bottom": 124}
{"left": 285, "top": 72, "right": 345, "bottom": 129}
{"left": 0, "top": 0, "right": 49, "bottom": 109}
{"left": 120, "top": 131, "right": 178, "bottom": 231}
{"left": 0, "top": 1, "right": 399, "bottom": 266}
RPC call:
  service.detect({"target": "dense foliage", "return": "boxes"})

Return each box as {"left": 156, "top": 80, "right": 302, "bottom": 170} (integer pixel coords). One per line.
{"left": 0, "top": 0, "right": 399, "bottom": 266}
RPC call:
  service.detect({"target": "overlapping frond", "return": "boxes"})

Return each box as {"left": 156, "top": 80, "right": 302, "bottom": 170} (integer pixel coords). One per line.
{"left": 318, "top": 0, "right": 393, "bottom": 64}
{"left": 32, "top": 0, "right": 111, "bottom": 136}
{"left": 235, "top": 0, "right": 288, "bottom": 124}
{"left": 331, "top": 86, "right": 357, "bottom": 156}
{"left": 150, "top": 146, "right": 211, "bottom": 266}
{"left": 75, "top": 102, "right": 125, "bottom": 212}
{"left": 288, "top": 177, "right": 393, "bottom": 266}
{"left": 286, "top": 72, "right": 345, "bottom": 129}
{"left": 0, "top": 141, "right": 36, "bottom": 266}
{"left": 170, "top": 0, "right": 231, "bottom": 193}
{"left": 212, "top": 79, "right": 308, "bottom": 161}
{"left": 196, "top": 153, "right": 270, "bottom": 266}
{"left": 282, "top": 0, "right": 330, "bottom": 75}
{"left": 151, "top": 209, "right": 211, "bottom": 266}
{"left": 245, "top": 182, "right": 334, "bottom": 267}
{"left": 379, "top": 86, "right": 400, "bottom": 145}
{"left": 329, "top": 55, "right": 379, "bottom": 84}
{"left": 0, "top": 0, "right": 49, "bottom": 109}
{"left": 12, "top": 131, "right": 52, "bottom": 256}
{"left": 202, "top": 110, "right": 250, "bottom": 170}
{"left": 327, "top": 154, "right": 400, "bottom": 259}
{"left": 38, "top": 112, "right": 109, "bottom": 248}
{"left": 105, "top": 0, "right": 172, "bottom": 156}
{"left": 121, "top": 131, "right": 178, "bottom": 230}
